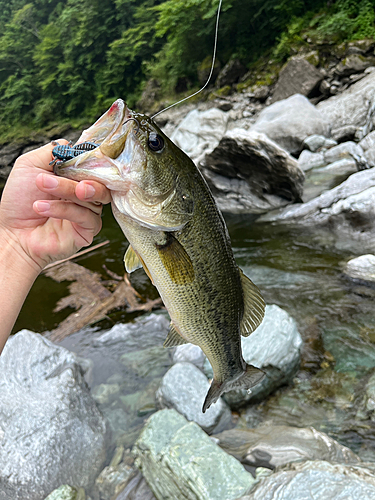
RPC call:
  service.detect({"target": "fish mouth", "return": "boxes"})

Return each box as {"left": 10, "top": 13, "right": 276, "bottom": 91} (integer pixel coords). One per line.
{"left": 54, "top": 98, "right": 138, "bottom": 189}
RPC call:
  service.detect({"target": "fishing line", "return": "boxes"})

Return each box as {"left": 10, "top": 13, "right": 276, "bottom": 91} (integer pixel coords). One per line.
{"left": 151, "top": 0, "right": 223, "bottom": 120}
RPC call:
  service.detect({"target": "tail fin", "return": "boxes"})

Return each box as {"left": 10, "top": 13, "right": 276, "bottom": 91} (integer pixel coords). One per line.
{"left": 202, "top": 364, "right": 265, "bottom": 413}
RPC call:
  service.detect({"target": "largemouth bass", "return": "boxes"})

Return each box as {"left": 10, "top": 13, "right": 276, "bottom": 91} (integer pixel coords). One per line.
{"left": 55, "top": 99, "right": 266, "bottom": 412}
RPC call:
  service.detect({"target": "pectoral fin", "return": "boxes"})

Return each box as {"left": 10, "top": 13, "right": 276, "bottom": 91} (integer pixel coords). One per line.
{"left": 156, "top": 233, "right": 194, "bottom": 285}
{"left": 239, "top": 269, "right": 265, "bottom": 337}
{"left": 163, "top": 323, "right": 188, "bottom": 348}
{"left": 124, "top": 245, "right": 143, "bottom": 273}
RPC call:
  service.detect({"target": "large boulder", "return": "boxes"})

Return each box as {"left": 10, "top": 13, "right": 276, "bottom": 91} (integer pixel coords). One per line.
{"left": 156, "top": 362, "right": 231, "bottom": 434}
{"left": 201, "top": 129, "right": 304, "bottom": 214}
{"left": 133, "top": 409, "right": 255, "bottom": 500}
{"left": 170, "top": 108, "right": 228, "bottom": 163}
{"left": 259, "top": 168, "right": 375, "bottom": 252}
{"left": 204, "top": 304, "right": 303, "bottom": 408}
{"left": 0, "top": 330, "right": 107, "bottom": 500}
{"left": 271, "top": 57, "right": 324, "bottom": 103}
{"left": 317, "top": 69, "right": 375, "bottom": 141}
{"left": 251, "top": 94, "right": 330, "bottom": 155}
{"left": 243, "top": 460, "right": 375, "bottom": 500}
{"left": 214, "top": 426, "right": 360, "bottom": 470}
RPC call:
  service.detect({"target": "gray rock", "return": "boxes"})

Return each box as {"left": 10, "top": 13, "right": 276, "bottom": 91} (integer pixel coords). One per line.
{"left": 95, "top": 463, "right": 135, "bottom": 500}
{"left": 93, "top": 313, "right": 170, "bottom": 348}
{"left": 364, "top": 147, "right": 375, "bottom": 167}
{"left": 357, "top": 371, "right": 375, "bottom": 419}
{"left": 245, "top": 460, "right": 375, "bottom": 500}
{"left": 251, "top": 94, "right": 330, "bottom": 155}
{"left": 271, "top": 58, "right": 323, "bottom": 103}
{"left": 298, "top": 150, "right": 325, "bottom": 172}
{"left": 334, "top": 54, "right": 375, "bottom": 77}
{"left": 43, "top": 485, "right": 84, "bottom": 500}
{"left": 172, "top": 343, "right": 206, "bottom": 369}
{"left": 303, "top": 135, "right": 337, "bottom": 153}
{"left": 259, "top": 168, "right": 375, "bottom": 252}
{"left": 343, "top": 254, "right": 375, "bottom": 284}
{"left": 324, "top": 141, "right": 365, "bottom": 165}
{"left": 204, "top": 305, "right": 302, "bottom": 408}
{"left": 331, "top": 124, "right": 357, "bottom": 143}
{"left": 133, "top": 409, "right": 255, "bottom": 500}
{"left": 359, "top": 130, "right": 375, "bottom": 151}
{"left": 0, "top": 330, "right": 107, "bottom": 500}
{"left": 114, "top": 471, "right": 156, "bottom": 500}
{"left": 303, "top": 158, "right": 358, "bottom": 202}
{"left": 202, "top": 128, "right": 304, "bottom": 214}
{"left": 170, "top": 108, "right": 228, "bottom": 163}
{"left": 156, "top": 362, "right": 231, "bottom": 433}
{"left": 253, "top": 86, "right": 269, "bottom": 102}
{"left": 92, "top": 383, "right": 121, "bottom": 405}
{"left": 317, "top": 70, "right": 375, "bottom": 139}
{"left": 216, "top": 59, "right": 246, "bottom": 87}
{"left": 214, "top": 426, "right": 360, "bottom": 470}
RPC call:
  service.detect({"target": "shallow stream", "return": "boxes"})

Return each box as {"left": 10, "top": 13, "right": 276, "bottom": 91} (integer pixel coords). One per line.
{"left": 13, "top": 205, "right": 375, "bottom": 462}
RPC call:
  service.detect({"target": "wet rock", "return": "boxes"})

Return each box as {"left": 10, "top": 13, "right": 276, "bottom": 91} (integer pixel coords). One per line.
{"left": 317, "top": 70, "right": 375, "bottom": 140}
{"left": 172, "top": 343, "right": 206, "bottom": 369}
{"left": 270, "top": 58, "right": 323, "bottom": 103}
{"left": 156, "top": 362, "right": 232, "bottom": 434}
{"left": 0, "top": 330, "right": 107, "bottom": 500}
{"left": 343, "top": 255, "right": 375, "bottom": 284}
{"left": 251, "top": 94, "right": 330, "bottom": 155}
{"left": 133, "top": 409, "right": 255, "bottom": 500}
{"left": 303, "top": 135, "right": 337, "bottom": 153}
{"left": 216, "top": 59, "right": 246, "bottom": 87}
{"left": 244, "top": 461, "right": 375, "bottom": 500}
{"left": 259, "top": 168, "right": 375, "bottom": 252}
{"left": 357, "top": 372, "right": 375, "bottom": 420}
{"left": 43, "top": 485, "right": 85, "bottom": 500}
{"left": 214, "top": 426, "right": 360, "bottom": 470}
{"left": 92, "top": 383, "right": 121, "bottom": 405}
{"left": 204, "top": 305, "right": 302, "bottom": 408}
{"left": 114, "top": 471, "right": 156, "bottom": 500}
{"left": 202, "top": 129, "right": 304, "bottom": 214}
{"left": 170, "top": 108, "right": 228, "bottom": 163}
{"left": 95, "top": 463, "right": 135, "bottom": 500}
{"left": 197, "top": 55, "right": 221, "bottom": 86}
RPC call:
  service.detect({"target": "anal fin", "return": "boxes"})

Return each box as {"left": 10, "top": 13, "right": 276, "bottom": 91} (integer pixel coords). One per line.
{"left": 163, "top": 322, "right": 188, "bottom": 348}
{"left": 239, "top": 268, "right": 265, "bottom": 337}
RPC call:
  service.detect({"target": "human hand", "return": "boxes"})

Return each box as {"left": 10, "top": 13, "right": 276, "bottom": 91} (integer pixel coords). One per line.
{"left": 0, "top": 141, "right": 111, "bottom": 274}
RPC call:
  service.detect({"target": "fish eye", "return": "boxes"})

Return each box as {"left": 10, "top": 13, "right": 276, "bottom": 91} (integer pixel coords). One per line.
{"left": 148, "top": 132, "right": 164, "bottom": 152}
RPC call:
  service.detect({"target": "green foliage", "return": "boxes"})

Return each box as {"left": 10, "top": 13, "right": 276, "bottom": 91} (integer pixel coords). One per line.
{"left": 0, "top": 0, "right": 374, "bottom": 139}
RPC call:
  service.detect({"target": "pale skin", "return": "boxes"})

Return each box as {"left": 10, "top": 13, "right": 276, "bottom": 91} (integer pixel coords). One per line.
{"left": 0, "top": 141, "right": 111, "bottom": 354}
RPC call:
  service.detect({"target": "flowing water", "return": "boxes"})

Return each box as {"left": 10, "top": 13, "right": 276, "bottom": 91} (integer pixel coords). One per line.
{"left": 12, "top": 206, "right": 375, "bottom": 461}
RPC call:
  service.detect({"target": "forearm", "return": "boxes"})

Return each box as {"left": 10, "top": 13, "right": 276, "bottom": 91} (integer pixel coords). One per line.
{"left": 0, "top": 228, "right": 40, "bottom": 354}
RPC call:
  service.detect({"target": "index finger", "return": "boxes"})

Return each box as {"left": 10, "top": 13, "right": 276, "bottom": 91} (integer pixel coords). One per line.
{"left": 15, "top": 139, "right": 69, "bottom": 172}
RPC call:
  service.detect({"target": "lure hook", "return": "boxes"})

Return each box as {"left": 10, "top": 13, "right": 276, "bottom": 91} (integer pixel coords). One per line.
{"left": 123, "top": 117, "right": 140, "bottom": 135}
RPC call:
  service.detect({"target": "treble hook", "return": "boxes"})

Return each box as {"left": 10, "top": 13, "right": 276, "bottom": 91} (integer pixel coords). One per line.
{"left": 123, "top": 117, "right": 140, "bottom": 135}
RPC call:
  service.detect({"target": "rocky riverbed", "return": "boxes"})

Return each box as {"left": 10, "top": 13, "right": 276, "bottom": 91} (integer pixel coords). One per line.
{"left": 3, "top": 41, "right": 375, "bottom": 500}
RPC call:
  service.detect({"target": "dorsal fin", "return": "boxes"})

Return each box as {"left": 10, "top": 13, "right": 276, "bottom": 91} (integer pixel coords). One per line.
{"left": 163, "top": 322, "right": 188, "bottom": 348}
{"left": 124, "top": 245, "right": 143, "bottom": 273}
{"left": 239, "top": 269, "right": 265, "bottom": 337}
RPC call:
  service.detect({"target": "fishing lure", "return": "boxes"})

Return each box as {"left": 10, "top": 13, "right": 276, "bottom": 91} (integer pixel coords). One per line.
{"left": 49, "top": 141, "right": 99, "bottom": 167}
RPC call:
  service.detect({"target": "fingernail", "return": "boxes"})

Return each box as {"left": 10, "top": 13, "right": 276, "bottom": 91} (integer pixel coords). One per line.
{"left": 35, "top": 201, "right": 51, "bottom": 212}
{"left": 43, "top": 175, "right": 59, "bottom": 189}
{"left": 84, "top": 185, "right": 96, "bottom": 199}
